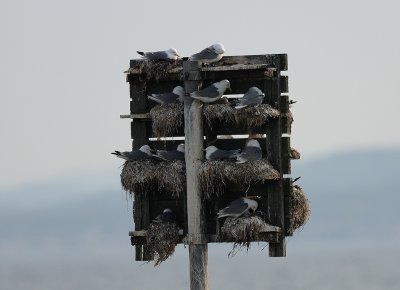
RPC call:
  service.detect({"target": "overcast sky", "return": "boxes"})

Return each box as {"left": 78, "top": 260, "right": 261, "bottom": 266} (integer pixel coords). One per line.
{"left": 1, "top": 0, "right": 400, "bottom": 188}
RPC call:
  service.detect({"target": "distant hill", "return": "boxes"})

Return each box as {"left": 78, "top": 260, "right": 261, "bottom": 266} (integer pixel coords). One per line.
{"left": 1, "top": 148, "right": 399, "bottom": 246}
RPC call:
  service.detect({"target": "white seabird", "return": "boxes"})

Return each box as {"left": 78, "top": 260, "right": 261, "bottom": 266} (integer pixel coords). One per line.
{"left": 235, "top": 139, "right": 263, "bottom": 163}
{"left": 217, "top": 197, "right": 259, "bottom": 219}
{"left": 148, "top": 86, "right": 185, "bottom": 104}
{"left": 190, "top": 80, "right": 231, "bottom": 103}
{"left": 136, "top": 48, "right": 180, "bottom": 61}
{"left": 204, "top": 145, "right": 239, "bottom": 161}
{"left": 189, "top": 43, "right": 225, "bottom": 64}
{"left": 152, "top": 208, "right": 176, "bottom": 223}
{"left": 153, "top": 144, "right": 185, "bottom": 161}
{"left": 235, "top": 87, "right": 265, "bottom": 109}
{"left": 111, "top": 145, "right": 153, "bottom": 161}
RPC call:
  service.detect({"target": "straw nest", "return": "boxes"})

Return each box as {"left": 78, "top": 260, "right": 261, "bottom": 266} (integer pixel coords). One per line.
{"left": 149, "top": 103, "right": 184, "bottom": 138}
{"left": 120, "top": 160, "right": 185, "bottom": 197}
{"left": 221, "top": 216, "right": 271, "bottom": 256}
{"left": 146, "top": 222, "right": 180, "bottom": 266}
{"left": 290, "top": 148, "right": 301, "bottom": 159}
{"left": 203, "top": 103, "right": 280, "bottom": 128}
{"left": 131, "top": 60, "right": 182, "bottom": 81}
{"left": 287, "top": 185, "right": 310, "bottom": 235}
{"left": 199, "top": 159, "right": 280, "bottom": 198}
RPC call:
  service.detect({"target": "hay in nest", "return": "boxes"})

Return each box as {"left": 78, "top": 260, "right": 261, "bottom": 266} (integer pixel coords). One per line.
{"left": 221, "top": 216, "right": 270, "bottom": 256}
{"left": 132, "top": 60, "right": 182, "bottom": 81}
{"left": 199, "top": 159, "right": 280, "bottom": 198}
{"left": 290, "top": 147, "right": 301, "bottom": 159}
{"left": 287, "top": 185, "right": 310, "bottom": 235}
{"left": 146, "top": 222, "right": 180, "bottom": 266}
{"left": 203, "top": 103, "right": 280, "bottom": 128}
{"left": 149, "top": 103, "right": 184, "bottom": 138}
{"left": 120, "top": 160, "right": 185, "bottom": 197}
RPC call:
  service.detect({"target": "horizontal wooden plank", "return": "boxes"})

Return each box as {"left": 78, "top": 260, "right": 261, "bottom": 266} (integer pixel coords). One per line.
{"left": 121, "top": 113, "right": 151, "bottom": 119}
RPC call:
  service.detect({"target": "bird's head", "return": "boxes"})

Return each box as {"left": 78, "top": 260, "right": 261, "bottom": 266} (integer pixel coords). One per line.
{"left": 173, "top": 86, "right": 185, "bottom": 97}
{"left": 212, "top": 43, "right": 225, "bottom": 54}
{"left": 246, "top": 139, "right": 261, "bottom": 148}
{"left": 220, "top": 79, "right": 231, "bottom": 92}
{"left": 139, "top": 145, "right": 154, "bottom": 155}
{"left": 203, "top": 145, "right": 218, "bottom": 153}
{"left": 177, "top": 143, "right": 185, "bottom": 152}
{"left": 168, "top": 48, "right": 180, "bottom": 59}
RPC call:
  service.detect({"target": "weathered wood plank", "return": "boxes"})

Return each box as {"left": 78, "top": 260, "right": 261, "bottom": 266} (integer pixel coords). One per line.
{"left": 280, "top": 76, "right": 289, "bottom": 93}
{"left": 183, "top": 61, "right": 208, "bottom": 290}
{"left": 282, "top": 178, "right": 293, "bottom": 236}
{"left": 282, "top": 137, "right": 291, "bottom": 175}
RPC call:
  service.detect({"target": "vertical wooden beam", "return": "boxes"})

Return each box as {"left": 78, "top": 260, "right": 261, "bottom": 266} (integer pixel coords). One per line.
{"left": 267, "top": 56, "right": 286, "bottom": 257}
{"left": 129, "top": 78, "right": 151, "bottom": 261}
{"left": 183, "top": 61, "right": 208, "bottom": 290}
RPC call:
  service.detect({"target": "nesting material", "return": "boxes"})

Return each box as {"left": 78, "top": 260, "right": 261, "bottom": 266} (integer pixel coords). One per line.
{"left": 149, "top": 103, "right": 184, "bottom": 138}
{"left": 146, "top": 222, "right": 180, "bottom": 266}
{"left": 287, "top": 185, "right": 310, "bottom": 235}
{"left": 203, "top": 103, "right": 280, "bottom": 128}
{"left": 199, "top": 159, "right": 280, "bottom": 198}
{"left": 131, "top": 60, "right": 182, "bottom": 80}
{"left": 221, "top": 216, "right": 272, "bottom": 256}
{"left": 120, "top": 160, "right": 185, "bottom": 197}
{"left": 290, "top": 148, "right": 301, "bottom": 159}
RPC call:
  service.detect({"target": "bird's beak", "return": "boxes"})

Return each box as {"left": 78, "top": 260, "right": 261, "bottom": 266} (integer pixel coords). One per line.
{"left": 227, "top": 85, "right": 232, "bottom": 92}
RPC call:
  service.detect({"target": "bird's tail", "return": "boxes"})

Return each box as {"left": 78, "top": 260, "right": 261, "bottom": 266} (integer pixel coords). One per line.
{"left": 234, "top": 105, "right": 247, "bottom": 110}
{"left": 229, "top": 149, "right": 241, "bottom": 159}
{"left": 136, "top": 51, "right": 145, "bottom": 56}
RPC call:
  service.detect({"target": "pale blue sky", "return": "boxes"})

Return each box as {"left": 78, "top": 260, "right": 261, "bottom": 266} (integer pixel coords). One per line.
{"left": 1, "top": 0, "right": 400, "bottom": 188}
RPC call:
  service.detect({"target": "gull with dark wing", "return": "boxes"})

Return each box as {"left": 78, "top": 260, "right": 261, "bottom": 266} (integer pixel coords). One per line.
{"left": 152, "top": 208, "right": 176, "bottom": 223}
{"left": 235, "top": 139, "right": 263, "bottom": 164}
{"left": 217, "top": 197, "right": 259, "bottom": 219}
{"left": 189, "top": 43, "right": 225, "bottom": 64}
{"left": 235, "top": 87, "right": 265, "bottom": 109}
{"left": 153, "top": 144, "right": 185, "bottom": 161}
{"left": 111, "top": 145, "right": 153, "bottom": 161}
{"left": 204, "top": 145, "right": 239, "bottom": 161}
{"left": 137, "top": 48, "right": 180, "bottom": 61}
{"left": 148, "top": 86, "right": 185, "bottom": 104}
{"left": 190, "top": 80, "right": 231, "bottom": 103}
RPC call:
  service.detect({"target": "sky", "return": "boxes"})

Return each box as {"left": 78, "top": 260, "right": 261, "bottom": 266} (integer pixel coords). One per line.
{"left": 1, "top": 0, "right": 400, "bottom": 188}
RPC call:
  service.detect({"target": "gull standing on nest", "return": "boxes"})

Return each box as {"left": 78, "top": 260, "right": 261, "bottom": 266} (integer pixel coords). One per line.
{"left": 148, "top": 86, "right": 185, "bottom": 104}
{"left": 189, "top": 43, "right": 225, "bottom": 65}
{"left": 217, "top": 197, "right": 259, "bottom": 219}
{"left": 190, "top": 80, "right": 231, "bottom": 103}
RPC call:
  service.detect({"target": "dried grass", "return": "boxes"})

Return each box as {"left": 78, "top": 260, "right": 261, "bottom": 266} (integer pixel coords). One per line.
{"left": 120, "top": 160, "right": 185, "bottom": 197}
{"left": 133, "top": 60, "right": 182, "bottom": 81}
{"left": 290, "top": 148, "right": 301, "bottom": 159}
{"left": 199, "top": 159, "right": 280, "bottom": 198}
{"left": 149, "top": 103, "right": 184, "bottom": 138}
{"left": 221, "top": 216, "right": 270, "bottom": 257}
{"left": 287, "top": 185, "right": 310, "bottom": 235}
{"left": 146, "top": 222, "right": 180, "bottom": 266}
{"left": 203, "top": 103, "right": 280, "bottom": 128}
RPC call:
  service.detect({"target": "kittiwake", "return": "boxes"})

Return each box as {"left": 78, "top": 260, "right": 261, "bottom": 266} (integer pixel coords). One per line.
{"left": 204, "top": 145, "right": 240, "bottom": 161}
{"left": 217, "top": 197, "right": 259, "bottom": 219}
{"left": 189, "top": 43, "right": 225, "bottom": 64}
{"left": 152, "top": 208, "right": 176, "bottom": 223}
{"left": 111, "top": 145, "right": 153, "bottom": 161}
{"left": 137, "top": 48, "right": 180, "bottom": 61}
{"left": 235, "top": 139, "right": 262, "bottom": 163}
{"left": 190, "top": 80, "right": 231, "bottom": 103}
{"left": 235, "top": 87, "right": 265, "bottom": 109}
{"left": 153, "top": 144, "right": 185, "bottom": 161}
{"left": 148, "top": 86, "right": 185, "bottom": 104}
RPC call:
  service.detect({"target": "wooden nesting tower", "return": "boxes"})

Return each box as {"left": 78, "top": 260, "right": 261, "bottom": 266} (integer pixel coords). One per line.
{"left": 121, "top": 53, "right": 298, "bottom": 289}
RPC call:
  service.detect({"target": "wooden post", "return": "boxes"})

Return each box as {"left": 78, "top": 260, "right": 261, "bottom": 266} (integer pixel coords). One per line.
{"left": 183, "top": 61, "right": 208, "bottom": 290}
